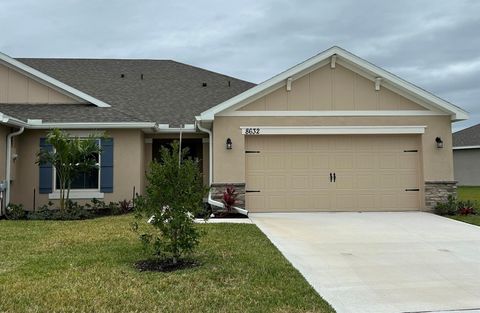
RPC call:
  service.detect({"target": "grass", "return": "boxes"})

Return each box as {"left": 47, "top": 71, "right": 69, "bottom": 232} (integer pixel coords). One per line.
{"left": 450, "top": 215, "right": 480, "bottom": 226}
{"left": 449, "top": 186, "right": 480, "bottom": 227}
{"left": 0, "top": 215, "right": 333, "bottom": 313}
{"left": 457, "top": 186, "right": 480, "bottom": 202}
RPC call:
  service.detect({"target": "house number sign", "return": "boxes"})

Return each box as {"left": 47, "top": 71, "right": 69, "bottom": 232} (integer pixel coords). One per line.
{"left": 243, "top": 127, "right": 261, "bottom": 135}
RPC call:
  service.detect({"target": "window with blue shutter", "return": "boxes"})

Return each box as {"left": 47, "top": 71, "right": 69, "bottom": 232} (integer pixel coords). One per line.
{"left": 39, "top": 138, "right": 53, "bottom": 194}
{"left": 100, "top": 138, "right": 114, "bottom": 193}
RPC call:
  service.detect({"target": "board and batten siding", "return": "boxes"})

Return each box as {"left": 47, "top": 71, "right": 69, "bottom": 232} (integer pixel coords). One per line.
{"left": 239, "top": 64, "right": 427, "bottom": 111}
{"left": 0, "top": 63, "right": 80, "bottom": 104}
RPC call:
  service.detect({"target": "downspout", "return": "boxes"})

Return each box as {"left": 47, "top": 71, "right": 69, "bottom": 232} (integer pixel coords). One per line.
{"left": 5, "top": 126, "right": 24, "bottom": 211}
{"left": 196, "top": 120, "right": 248, "bottom": 216}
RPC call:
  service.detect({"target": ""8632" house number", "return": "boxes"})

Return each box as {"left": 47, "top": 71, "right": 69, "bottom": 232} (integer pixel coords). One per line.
{"left": 244, "top": 128, "right": 261, "bottom": 135}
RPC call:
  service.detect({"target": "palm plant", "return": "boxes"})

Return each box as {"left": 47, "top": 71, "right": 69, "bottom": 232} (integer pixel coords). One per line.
{"left": 37, "top": 129, "right": 103, "bottom": 210}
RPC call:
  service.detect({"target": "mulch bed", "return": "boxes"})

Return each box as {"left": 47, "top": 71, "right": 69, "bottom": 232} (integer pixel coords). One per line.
{"left": 212, "top": 212, "right": 248, "bottom": 219}
{"left": 134, "top": 259, "right": 199, "bottom": 272}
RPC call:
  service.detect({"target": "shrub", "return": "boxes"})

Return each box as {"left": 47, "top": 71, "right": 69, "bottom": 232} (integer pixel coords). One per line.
{"left": 434, "top": 195, "right": 458, "bottom": 216}
{"left": 5, "top": 203, "right": 26, "bottom": 220}
{"left": 457, "top": 200, "right": 476, "bottom": 215}
{"left": 118, "top": 199, "right": 133, "bottom": 214}
{"left": 5, "top": 198, "right": 134, "bottom": 221}
{"left": 222, "top": 185, "right": 237, "bottom": 214}
{"left": 29, "top": 201, "right": 93, "bottom": 220}
{"left": 434, "top": 196, "right": 478, "bottom": 216}
{"left": 134, "top": 141, "right": 208, "bottom": 264}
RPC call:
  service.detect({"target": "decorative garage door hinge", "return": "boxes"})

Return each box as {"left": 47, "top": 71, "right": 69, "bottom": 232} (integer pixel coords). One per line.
{"left": 403, "top": 150, "right": 418, "bottom": 152}
{"left": 245, "top": 150, "right": 261, "bottom": 153}
{"left": 405, "top": 188, "right": 420, "bottom": 191}
{"left": 246, "top": 190, "right": 261, "bottom": 193}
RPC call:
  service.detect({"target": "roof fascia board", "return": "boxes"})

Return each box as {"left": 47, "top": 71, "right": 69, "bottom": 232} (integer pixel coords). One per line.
{"left": 199, "top": 48, "right": 340, "bottom": 120}
{"left": 199, "top": 46, "right": 468, "bottom": 121}
{"left": 0, "top": 51, "right": 111, "bottom": 108}
{"left": 217, "top": 59, "right": 331, "bottom": 116}
{"left": 335, "top": 59, "right": 444, "bottom": 114}
{"left": 218, "top": 110, "right": 447, "bottom": 117}
{"left": 27, "top": 122, "right": 157, "bottom": 129}
{"left": 334, "top": 48, "right": 468, "bottom": 120}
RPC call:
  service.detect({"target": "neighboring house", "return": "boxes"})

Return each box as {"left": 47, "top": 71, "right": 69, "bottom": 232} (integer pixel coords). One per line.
{"left": 453, "top": 124, "right": 480, "bottom": 186}
{"left": 0, "top": 46, "right": 469, "bottom": 215}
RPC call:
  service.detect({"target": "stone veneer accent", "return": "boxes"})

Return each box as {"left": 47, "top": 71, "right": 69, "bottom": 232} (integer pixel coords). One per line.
{"left": 210, "top": 183, "right": 246, "bottom": 209}
{"left": 425, "top": 181, "right": 457, "bottom": 210}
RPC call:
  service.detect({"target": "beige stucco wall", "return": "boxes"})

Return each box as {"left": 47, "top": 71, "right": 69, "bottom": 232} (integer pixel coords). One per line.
{"left": 211, "top": 61, "right": 455, "bottom": 211}
{"left": 212, "top": 115, "right": 454, "bottom": 186}
{"left": 240, "top": 64, "right": 425, "bottom": 111}
{"left": 0, "top": 125, "right": 9, "bottom": 180}
{"left": 10, "top": 129, "right": 145, "bottom": 209}
{"left": 0, "top": 63, "right": 80, "bottom": 104}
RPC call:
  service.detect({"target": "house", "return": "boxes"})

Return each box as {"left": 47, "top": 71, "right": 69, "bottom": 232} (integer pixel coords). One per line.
{"left": 453, "top": 124, "right": 480, "bottom": 186}
{"left": 0, "top": 46, "right": 468, "bottom": 215}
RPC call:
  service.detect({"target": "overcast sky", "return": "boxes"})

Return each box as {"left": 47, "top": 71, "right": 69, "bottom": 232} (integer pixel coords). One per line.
{"left": 1, "top": 0, "right": 478, "bottom": 131}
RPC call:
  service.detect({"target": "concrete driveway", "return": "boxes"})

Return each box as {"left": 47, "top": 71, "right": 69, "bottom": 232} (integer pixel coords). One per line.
{"left": 250, "top": 212, "right": 480, "bottom": 313}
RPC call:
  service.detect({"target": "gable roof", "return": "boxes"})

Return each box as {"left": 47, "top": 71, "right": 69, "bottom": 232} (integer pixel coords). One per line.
{"left": 16, "top": 58, "right": 255, "bottom": 126}
{"left": 453, "top": 123, "right": 480, "bottom": 147}
{"left": 0, "top": 51, "right": 111, "bottom": 108}
{"left": 198, "top": 46, "right": 469, "bottom": 122}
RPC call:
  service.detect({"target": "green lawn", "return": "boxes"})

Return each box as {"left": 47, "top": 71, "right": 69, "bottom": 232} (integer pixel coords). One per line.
{"left": 449, "top": 186, "right": 480, "bottom": 227}
{"left": 0, "top": 215, "right": 333, "bottom": 313}
{"left": 458, "top": 186, "right": 480, "bottom": 202}
{"left": 450, "top": 215, "right": 480, "bottom": 226}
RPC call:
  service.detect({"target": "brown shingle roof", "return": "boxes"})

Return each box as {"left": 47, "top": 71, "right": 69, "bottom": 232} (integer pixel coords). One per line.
{"left": 14, "top": 58, "right": 255, "bottom": 126}
{"left": 453, "top": 123, "right": 480, "bottom": 147}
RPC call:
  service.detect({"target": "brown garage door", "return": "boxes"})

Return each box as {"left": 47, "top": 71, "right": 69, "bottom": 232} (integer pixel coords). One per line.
{"left": 245, "top": 135, "right": 421, "bottom": 212}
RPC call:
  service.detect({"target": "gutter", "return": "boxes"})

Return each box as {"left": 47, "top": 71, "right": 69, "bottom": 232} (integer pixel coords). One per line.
{"left": 26, "top": 121, "right": 160, "bottom": 130}
{"left": 4, "top": 126, "right": 25, "bottom": 212}
{"left": 195, "top": 118, "right": 248, "bottom": 216}
{"left": 453, "top": 145, "right": 480, "bottom": 150}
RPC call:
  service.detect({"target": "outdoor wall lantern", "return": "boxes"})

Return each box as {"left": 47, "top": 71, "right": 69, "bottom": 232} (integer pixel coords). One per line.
{"left": 226, "top": 138, "right": 233, "bottom": 150}
{"left": 435, "top": 137, "right": 444, "bottom": 149}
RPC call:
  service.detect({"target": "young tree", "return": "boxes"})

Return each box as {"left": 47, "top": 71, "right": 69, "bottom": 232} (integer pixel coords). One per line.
{"left": 37, "top": 129, "right": 103, "bottom": 210}
{"left": 135, "top": 141, "right": 208, "bottom": 264}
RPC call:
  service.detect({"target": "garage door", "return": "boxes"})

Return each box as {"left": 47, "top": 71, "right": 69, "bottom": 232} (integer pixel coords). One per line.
{"left": 245, "top": 135, "right": 421, "bottom": 212}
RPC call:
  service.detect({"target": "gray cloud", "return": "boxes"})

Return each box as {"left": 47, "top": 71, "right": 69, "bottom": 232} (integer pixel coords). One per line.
{"left": 0, "top": 0, "right": 479, "bottom": 130}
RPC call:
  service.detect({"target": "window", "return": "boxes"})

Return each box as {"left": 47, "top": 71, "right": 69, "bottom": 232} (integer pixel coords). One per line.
{"left": 53, "top": 139, "right": 101, "bottom": 192}
{"left": 54, "top": 152, "right": 100, "bottom": 190}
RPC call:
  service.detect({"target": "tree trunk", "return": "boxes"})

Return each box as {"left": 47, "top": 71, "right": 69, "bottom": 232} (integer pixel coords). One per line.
{"left": 172, "top": 229, "right": 178, "bottom": 264}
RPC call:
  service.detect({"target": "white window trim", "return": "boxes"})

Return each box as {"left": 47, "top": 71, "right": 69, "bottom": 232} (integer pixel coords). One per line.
{"left": 49, "top": 138, "right": 103, "bottom": 199}
{"left": 49, "top": 190, "right": 105, "bottom": 200}
{"left": 240, "top": 125, "right": 427, "bottom": 135}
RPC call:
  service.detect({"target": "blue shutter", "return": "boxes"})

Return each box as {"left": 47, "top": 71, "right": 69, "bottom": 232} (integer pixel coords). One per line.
{"left": 100, "top": 138, "right": 114, "bottom": 193}
{"left": 39, "top": 138, "right": 53, "bottom": 194}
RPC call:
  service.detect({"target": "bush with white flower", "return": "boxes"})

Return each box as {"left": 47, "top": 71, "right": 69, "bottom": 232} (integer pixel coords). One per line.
{"left": 134, "top": 141, "right": 208, "bottom": 264}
